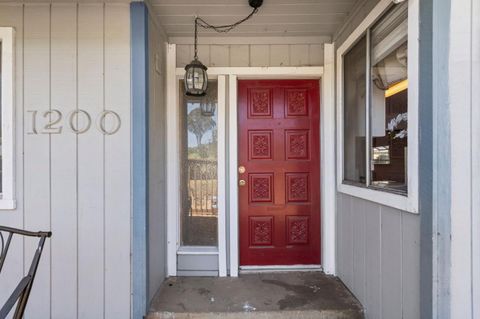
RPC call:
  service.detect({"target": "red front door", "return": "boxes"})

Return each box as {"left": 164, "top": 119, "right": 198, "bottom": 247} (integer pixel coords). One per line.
{"left": 238, "top": 80, "right": 321, "bottom": 266}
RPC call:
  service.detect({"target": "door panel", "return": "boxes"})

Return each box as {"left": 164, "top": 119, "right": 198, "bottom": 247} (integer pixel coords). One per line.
{"left": 238, "top": 80, "right": 321, "bottom": 266}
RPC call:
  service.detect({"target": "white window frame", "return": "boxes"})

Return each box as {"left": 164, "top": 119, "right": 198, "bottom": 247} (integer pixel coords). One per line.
{"left": 0, "top": 27, "right": 16, "bottom": 210}
{"left": 336, "top": 0, "right": 419, "bottom": 214}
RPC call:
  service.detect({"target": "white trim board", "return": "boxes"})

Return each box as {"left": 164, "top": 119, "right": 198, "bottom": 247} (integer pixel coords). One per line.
{"left": 321, "top": 43, "right": 336, "bottom": 275}
{"left": 0, "top": 27, "right": 16, "bottom": 210}
{"left": 335, "top": 0, "right": 419, "bottom": 214}
{"left": 166, "top": 43, "right": 178, "bottom": 276}
{"left": 228, "top": 74, "right": 239, "bottom": 277}
{"left": 175, "top": 67, "right": 324, "bottom": 78}
{"left": 217, "top": 75, "right": 227, "bottom": 277}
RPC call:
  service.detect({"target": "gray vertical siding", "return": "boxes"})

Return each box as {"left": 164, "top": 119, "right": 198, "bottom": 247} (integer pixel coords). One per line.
{"left": 176, "top": 43, "right": 326, "bottom": 67}
{"left": 334, "top": 1, "right": 420, "bottom": 318}
{"left": 0, "top": 3, "right": 132, "bottom": 318}
{"left": 336, "top": 194, "right": 420, "bottom": 319}
{"left": 147, "top": 10, "right": 168, "bottom": 303}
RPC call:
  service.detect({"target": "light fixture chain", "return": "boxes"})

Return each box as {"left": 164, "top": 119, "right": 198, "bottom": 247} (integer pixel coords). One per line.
{"left": 194, "top": 17, "right": 199, "bottom": 59}
{"left": 185, "top": 1, "right": 261, "bottom": 96}
{"left": 195, "top": 7, "right": 259, "bottom": 33}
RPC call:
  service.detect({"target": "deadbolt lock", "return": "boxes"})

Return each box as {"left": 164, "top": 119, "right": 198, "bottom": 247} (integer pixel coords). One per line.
{"left": 238, "top": 166, "right": 246, "bottom": 174}
{"left": 239, "top": 179, "right": 246, "bottom": 186}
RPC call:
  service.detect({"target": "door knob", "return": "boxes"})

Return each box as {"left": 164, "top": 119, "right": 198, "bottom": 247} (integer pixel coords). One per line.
{"left": 239, "top": 179, "right": 246, "bottom": 186}
{"left": 238, "top": 166, "right": 246, "bottom": 174}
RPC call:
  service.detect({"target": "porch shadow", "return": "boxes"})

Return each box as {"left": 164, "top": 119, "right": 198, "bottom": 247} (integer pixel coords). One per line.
{"left": 147, "top": 272, "right": 364, "bottom": 319}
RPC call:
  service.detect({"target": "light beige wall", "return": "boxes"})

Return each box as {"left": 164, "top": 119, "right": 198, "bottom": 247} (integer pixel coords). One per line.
{"left": 176, "top": 43, "right": 325, "bottom": 67}
{"left": 0, "top": 3, "right": 131, "bottom": 318}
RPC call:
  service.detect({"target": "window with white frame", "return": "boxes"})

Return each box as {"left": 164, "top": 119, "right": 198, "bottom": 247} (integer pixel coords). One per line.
{"left": 0, "top": 27, "right": 16, "bottom": 209}
{"left": 337, "top": 0, "right": 418, "bottom": 213}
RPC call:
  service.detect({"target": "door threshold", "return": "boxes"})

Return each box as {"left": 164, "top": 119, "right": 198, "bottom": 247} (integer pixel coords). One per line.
{"left": 239, "top": 264, "right": 323, "bottom": 274}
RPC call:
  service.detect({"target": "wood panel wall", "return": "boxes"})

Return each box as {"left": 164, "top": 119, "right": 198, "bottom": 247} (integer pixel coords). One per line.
{"left": 0, "top": 3, "right": 131, "bottom": 318}
{"left": 176, "top": 43, "right": 325, "bottom": 67}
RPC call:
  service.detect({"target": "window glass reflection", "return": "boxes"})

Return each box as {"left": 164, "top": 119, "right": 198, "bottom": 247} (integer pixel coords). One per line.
{"left": 343, "top": 36, "right": 367, "bottom": 184}
{"left": 370, "top": 3, "right": 408, "bottom": 193}
{"left": 180, "top": 80, "right": 218, "bottom": 246}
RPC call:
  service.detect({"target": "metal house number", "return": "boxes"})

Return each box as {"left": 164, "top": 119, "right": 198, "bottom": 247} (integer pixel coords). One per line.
{"left": 27, "top": 109, "right": 121, "bottom": 135}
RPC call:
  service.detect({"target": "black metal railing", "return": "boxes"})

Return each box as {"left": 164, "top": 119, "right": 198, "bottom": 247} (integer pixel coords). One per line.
{"left": 0, "top": 226, "right": 51, "bottom": 319}
{"left": 187, "top": 159, "right": 218, "bottom": 217}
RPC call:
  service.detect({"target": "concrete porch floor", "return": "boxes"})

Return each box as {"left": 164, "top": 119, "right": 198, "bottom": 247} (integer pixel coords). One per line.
{"left": 147, "top": 272, "right": 364, "bottom": 319}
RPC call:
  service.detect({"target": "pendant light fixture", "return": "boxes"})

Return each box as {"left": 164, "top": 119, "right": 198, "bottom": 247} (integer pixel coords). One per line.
{"left": 184, "top": 20, "right": 208, "bottom": 97}
{"left": 184, "top": 0, "right": 263, "bottom": 96}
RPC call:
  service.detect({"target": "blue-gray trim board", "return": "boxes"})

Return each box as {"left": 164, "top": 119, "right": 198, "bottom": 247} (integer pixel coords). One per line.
{"left": 418, "top": 0, "right": 433, "bottom": 317}
{"left": 430, "top": 0, "right": 452, "bottom": 317}
{"left": 131, "top": 2, "right": 149, "bottom": 318}
{"left": 419, "top": 0, "right": 452, "bottom": 317}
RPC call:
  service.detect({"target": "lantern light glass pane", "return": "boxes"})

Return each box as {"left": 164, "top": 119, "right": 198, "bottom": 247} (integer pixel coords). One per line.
{"left": 194, "top": 67, "right": 204, "bottom": 89}
{"left": 184, "top": 63, "right": 209, "bottom": 96}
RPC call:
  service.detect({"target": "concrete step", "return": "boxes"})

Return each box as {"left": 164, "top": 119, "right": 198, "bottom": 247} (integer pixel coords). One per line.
{"left": 147, "top": 272, "right": 364, "bottom": 319}
{"left": 148, "top": 309, "right": 363, "bottom": 319}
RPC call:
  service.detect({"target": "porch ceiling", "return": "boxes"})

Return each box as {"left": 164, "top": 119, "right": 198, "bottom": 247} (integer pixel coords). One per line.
{"left": 150, "top": 0, "right": 358, "bottom": 38}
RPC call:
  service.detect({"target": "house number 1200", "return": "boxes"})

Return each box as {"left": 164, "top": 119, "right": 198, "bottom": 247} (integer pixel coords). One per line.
{"left": 27, "top": 109, "right": 121, "bottom": 135}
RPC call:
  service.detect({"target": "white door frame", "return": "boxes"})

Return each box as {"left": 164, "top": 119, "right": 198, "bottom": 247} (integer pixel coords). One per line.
{"left": 223, "top": 66, "right": 332, "bottom": 277}
{"left": 166, "top": 44, "right": 336, "bottom": 277}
